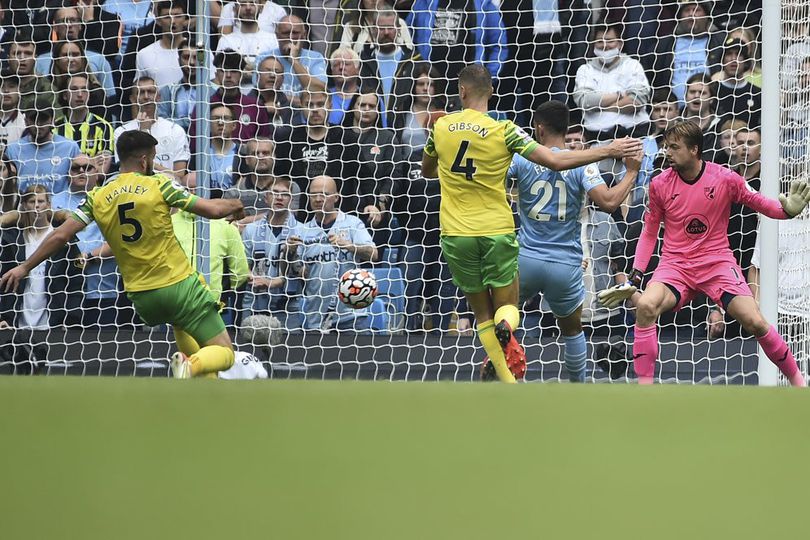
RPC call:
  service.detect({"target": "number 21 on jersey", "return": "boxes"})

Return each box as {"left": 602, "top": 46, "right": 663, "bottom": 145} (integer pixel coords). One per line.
{"left": 528, "top": 180, "right": 568, "bottom": 222}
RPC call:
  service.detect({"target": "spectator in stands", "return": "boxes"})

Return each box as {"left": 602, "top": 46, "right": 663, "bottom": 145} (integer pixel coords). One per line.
{"left": 257, "top": 14, "right": 327, "bottom": 105}
{"left": 208, "top": 104, "right": 238, "bottom": 191}
{"left": 724, "top": 26, "right": 762, "bottom": 88}
{"left": 225, "top": 137, "right": 300, "bottom": 216}
{"left": 624, "top": 90, "right": 679, "bottom": 224}
{"left": 328, "top": 91, "right": 405, "bottom": 249}
{"left": 681, "top": 73, "right": 722, "bottom": 156}
{"left": 190, "top": 50, "right": 270, "bottom": 146}
{"left": 114, "top": 77, "right": 189, "bottom": 181}
{"left": 241, "top": 176, "right": 302, "bottom": 329}
{"left": 713, "top": 38, "right": 762, "bottom": 128}
{"left": 157, "top": 43, "right": 205, "bottom": 131}
{"left": 707, "top": 117, "right": 746, "bottom": 166}
{"left": 651, "top": 0, "right": 725, "bottom": 102}
{"left": 358, "top": 6, "right": 420, "bottom": 128}
{"left": 339, "top": 0, "right": 414, "bottom": 54}
{"left": 7, "top": 29, "right": 54, "bottom": 110}
{"left": 565, "top": 126, "right": 587, "bottom": 151}
{"left": 408, "top": 0, "right": 507, "bottom": 92}
{"left": 4, "top": 0, "right": 60, "bottom": 57}
{"left": 393, "top": 61, "right": 446, "bottom": 161}
{"left": 104, "top": 0, "right": 156, "bottom": 66}
{"left": 35, "top": 5, "right": 116, "bottom": 100}
{"left": 0, "top": 184, "right": 83, "bottom": 329}
{"left": 783, "top": 3, "right": 810, "bottom": 92}
{"left": 254, "top": 54, "right": 294, "bottom": 136}
{"left": 0, "top": 74, "right": 26, "bottom": 156}
{"left": 573, "top": 23, "right": 651, "bottom": 142}
{"left": 0, "top": 1, "right": 13, "bottom": 63}
{"left": 3, "top": 96, "right": 80, "bottom": 195}
{"left": 171, "top": 204, "right": 250, "bottom": 325}
{"left": 218, "top": 0, "right": 286, "bottom": 35}
{"left": 217, "top": 0, "right": 279, "bottom": 67}
{"left": 327, "top": 47, "right": 361, "bottom": 126}
{"left": 135, "top": 0, "right": 190, "bottom": 88}
{"left": 0, "top": 159, "right": 17, "bottom": 213}
{"left": 748, "top": 212, "right": 810, "bottom": 336}
{"left": 48, "top": 42, "right": 111, "bottom": 115}
{"left": 287, "top": 174, "right": 377, "bottom": 331}
{"left": 499, "top": 0, "right": 590, "bottom": 121}
{"left": 275, "top": 89, "right": 335, "bottom": 195}
{"left": 54, "top": 74, "right": 115, "bottom": 174}
{"left": 727, "top": 127, "right": 761, "bottom": 275}
{"left": 75, "top": 0, "right": 123, "bottom": 61}
{"left": 50, "top": 154, "right": 123, "bottom": 327}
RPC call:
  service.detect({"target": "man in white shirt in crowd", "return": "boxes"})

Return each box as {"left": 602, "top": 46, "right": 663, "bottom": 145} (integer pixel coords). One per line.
{"left": 114, "top": 77, "right": 190, "bottom": 182}
{"left": 573, "top": 23, "right": 651, "bottom": 143}
{"left": 216, "top": 0, "right": 279, "bottom": 67}
{"left": 135, "top": 0, "right": 190, "bottom": 88}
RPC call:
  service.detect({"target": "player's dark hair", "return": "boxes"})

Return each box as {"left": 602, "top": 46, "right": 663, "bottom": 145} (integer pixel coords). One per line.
{"left": 664, "top": 120, "right": 704, "bottom": 154}
{"left": 117, "top": 131, "right": 159, "bottom": 162}
{"left": 533, "top": 101, "right": 570, "bottom": 136}
{"left": 457, "top": 64, "right": 492, "bottom": 98}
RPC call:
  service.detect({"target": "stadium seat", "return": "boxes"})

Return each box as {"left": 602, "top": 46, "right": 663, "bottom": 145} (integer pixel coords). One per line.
{"left": 373, "top": 267, "right": 406, "bottom": 332}
{"left": 368, "top": 298, "right": 390, "bottom": 333}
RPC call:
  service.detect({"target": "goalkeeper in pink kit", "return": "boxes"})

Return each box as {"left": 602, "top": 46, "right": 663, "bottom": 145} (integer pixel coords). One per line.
{"left": 599, "top": 120, "right": 810, "bottom": 385}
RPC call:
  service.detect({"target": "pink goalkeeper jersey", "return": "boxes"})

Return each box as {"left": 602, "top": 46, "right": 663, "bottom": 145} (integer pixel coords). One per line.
{"left": 634, "top": 161, "right": 790, "bottom": 272}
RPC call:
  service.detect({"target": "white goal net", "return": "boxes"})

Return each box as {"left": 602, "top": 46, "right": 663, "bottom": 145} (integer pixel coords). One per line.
{"left": 0, "top": 0, "right": 799, "bottom": 383}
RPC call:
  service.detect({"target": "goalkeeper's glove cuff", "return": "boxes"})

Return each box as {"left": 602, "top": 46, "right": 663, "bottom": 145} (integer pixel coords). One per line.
{"left": 628, "top": 269, "right": 644, "bottom": 288}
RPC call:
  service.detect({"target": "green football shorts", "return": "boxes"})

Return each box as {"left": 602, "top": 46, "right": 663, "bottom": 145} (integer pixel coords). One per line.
{"left": 441, "top": 233, "right": 519, "bottom": 294}
{"left": 127, "top": 273, "right": 225, "bottom": 344}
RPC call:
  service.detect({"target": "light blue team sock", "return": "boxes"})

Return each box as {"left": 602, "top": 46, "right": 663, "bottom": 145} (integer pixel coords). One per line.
{"left": 563, "top": 332, "right": 587, "bottom": 383}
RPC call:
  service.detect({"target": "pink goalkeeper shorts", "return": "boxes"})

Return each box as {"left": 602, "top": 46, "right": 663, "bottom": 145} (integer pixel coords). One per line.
{"left": 650, "top": 255, "right": 753, "bottom": 311}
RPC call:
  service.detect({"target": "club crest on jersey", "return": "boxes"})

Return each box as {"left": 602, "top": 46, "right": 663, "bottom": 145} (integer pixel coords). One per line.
{"left": 704, "top": 187, "right": 715, "bottom": 199}
{"left": 685, "top": 215, "right": 709, "bottom": 238}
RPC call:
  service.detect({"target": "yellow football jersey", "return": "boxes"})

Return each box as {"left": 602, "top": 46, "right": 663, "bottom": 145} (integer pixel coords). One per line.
{"left": 73, "top": 172, "right": 199, "bottom": 292}
{"left": 424, "top": 109, "right": 538, "bottom": 236}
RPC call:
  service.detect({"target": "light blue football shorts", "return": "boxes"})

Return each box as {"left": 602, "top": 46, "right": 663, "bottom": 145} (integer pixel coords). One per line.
{"left": 518, "top": 255, "right": 585, "bottom": 318}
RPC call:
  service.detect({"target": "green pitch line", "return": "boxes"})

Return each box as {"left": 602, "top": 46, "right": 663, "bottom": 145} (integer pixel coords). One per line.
{"left": 1, "top": 379, "right": 808, "bottom": 540}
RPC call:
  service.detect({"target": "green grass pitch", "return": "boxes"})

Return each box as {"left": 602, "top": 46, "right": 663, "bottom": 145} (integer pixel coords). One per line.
{"left": 1, "top": 378, "right": 808, "bottom": 539}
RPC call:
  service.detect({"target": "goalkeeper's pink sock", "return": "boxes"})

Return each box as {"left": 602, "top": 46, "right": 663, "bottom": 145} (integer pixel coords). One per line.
{"left": 633, "top": 324, "right": 658, "bottom": 384}
{"left": 757, "top": 326, "right": 806, "bottom": 387}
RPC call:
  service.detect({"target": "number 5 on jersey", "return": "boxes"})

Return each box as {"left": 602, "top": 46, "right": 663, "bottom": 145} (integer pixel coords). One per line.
{"left": 451, "top": 140, "right": 477, "bottom": 180}
{"left": 117, "top": 202, "right": 143, "bottom": 242}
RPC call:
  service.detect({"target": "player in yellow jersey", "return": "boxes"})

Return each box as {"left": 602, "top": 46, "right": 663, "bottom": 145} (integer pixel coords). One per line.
{"left": 422, "top": 64, "right": 641, "bottom": 383}
{"left": 0, "top": 131, "right": 246, "bottom": 379}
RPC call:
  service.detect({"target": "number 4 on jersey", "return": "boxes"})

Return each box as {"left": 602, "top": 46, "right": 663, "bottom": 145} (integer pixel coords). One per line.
{"left": 451, "top": 140, "right": 477, "bottom": 180}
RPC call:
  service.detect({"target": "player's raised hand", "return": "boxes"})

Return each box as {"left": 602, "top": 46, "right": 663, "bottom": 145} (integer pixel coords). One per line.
{"left": 607, "top": 137, "right": 643, "bottom": 159}
{"left": 0, "top": 266, "right": 29, "bottom": 293}
{"left": 624, "top": 147, "right": 644, "bottom": 173}
{"left": 597, "top": 282, "right": 637, "bottom": 308}
{"left": 778, "top": 180, "right": 810, "bottom": 217}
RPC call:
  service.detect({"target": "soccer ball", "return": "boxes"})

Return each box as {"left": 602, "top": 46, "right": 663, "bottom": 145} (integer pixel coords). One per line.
{"left": 338, "top": 269, "right": 378, "bottom": 309}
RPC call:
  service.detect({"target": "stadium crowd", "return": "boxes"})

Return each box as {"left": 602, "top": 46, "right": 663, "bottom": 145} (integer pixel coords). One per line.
{"left": 0, "top": 0, "right": 791, "bottom": 349}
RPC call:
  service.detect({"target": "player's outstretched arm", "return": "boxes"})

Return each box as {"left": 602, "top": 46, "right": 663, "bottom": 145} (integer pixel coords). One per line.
{"left": 0, "top": 217, "right": 87, "bottom": 293}
{"left": 526, "top": 137, "right": 642, "bottom": 171}
{"left": 588, "top": 149, "right": 643, "bottom": 213}
{"left": 189, "top": 198, "right": 245, "bottom": 221}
